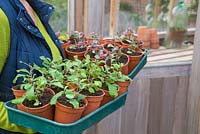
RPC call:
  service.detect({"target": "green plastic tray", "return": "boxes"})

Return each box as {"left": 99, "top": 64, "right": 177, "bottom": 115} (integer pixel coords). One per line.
{"left": 5, "top": 50, "right": 147, "bottom": 134}
{"left": 5, "top": 92, "right": 127, "bottom": 134}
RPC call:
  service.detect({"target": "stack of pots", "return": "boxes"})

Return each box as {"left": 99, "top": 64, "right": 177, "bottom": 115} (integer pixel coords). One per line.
{"left": 137, "top": 26, "right": 150, "bottom": 48}
{"left": 149, "top": 28, "right": 160, "bottom": 49}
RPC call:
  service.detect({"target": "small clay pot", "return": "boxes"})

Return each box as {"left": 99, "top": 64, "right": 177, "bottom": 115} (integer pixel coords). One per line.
{"left": 142, "top": 41, "right": 150, "bottom": 48}
{"left": 62, "top": 42, "right": 70, "bottom": 58}
{"left": 149, "top": 28, "right": 158, "bottom": 39}
{"left": 100, "top": 88, "right": 119, "bottom": 106}
{"left": 65, "top": 45, "right": 87, "bottom": 60}
{"left": 121, "top": 46, "right": 143, "bottom": 74}
{"left": 150, "top": 38, "right": 159, "bottom": 44}
{"left": 116, "top": 81, "right": 131, "bottom": 95}
{"left": 82, "top": 89, "right": 105, "bottom": 116}
{"left": 151, "top": 43, "right": 160, "bottom": 49}
{"left": 137, "top": 26, "right": 150, "bottom": 41}
{"left": 20, "top": 88, "right": 55, "bottom": 120}
{"left": 54, "top": 98, "right": 88, "bottom": 124}
{"left": 12, "top": 85, "right": 26, "bottom": 111}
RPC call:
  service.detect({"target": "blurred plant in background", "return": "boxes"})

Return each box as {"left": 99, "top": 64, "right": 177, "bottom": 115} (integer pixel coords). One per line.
{"left": 145, "top": 0, "right": 169, "bottom": 31}
{"left": 117, "top": 2, "right": 147, "bottom": 33}
{"left": 42, "top": 0, "right": 68, "bottom": 32}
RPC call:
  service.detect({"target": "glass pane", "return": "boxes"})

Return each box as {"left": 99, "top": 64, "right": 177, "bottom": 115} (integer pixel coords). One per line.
{"left": 42, "top": 0, "right": 68, "bottom": 32}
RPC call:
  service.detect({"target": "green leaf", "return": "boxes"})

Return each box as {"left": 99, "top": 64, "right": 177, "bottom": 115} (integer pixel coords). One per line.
{"left": 108, "top": 84, "right": 118, "bottom": 98}
{"left": 94, "top": 81, "right": 102, "bottom": 87}
{"left": 89, "top": 87, "right": 95, "bottom": 93}
{"left": 65, "top": 90, "right": 76, "bottom": 99}
{"left": 81, "top": 72, "right": 87, "bottom": 78}
{"left": 33, "top": 99, "right": 40, "bottom": 106}
{"left": 25, "top": 86, "right": 35, "bottom": 101}
{"left": 77, "top": 94, "right": 86, "bottom": 101}
{"left": 13, "top": 74, "right": 26, "bottom": 84}
{"left": 11, "top": 96, "right": 26, "bottom": 104}
{"left": 23, "top": 83, "right": 33, "bottom": 90}
{"left": 50, "top": 91, "right": 64, "bottom": 105}
{"left": 94, "top": 55, "right": 100, "bottom": 59}
{"left": 51, "top": 82, "right": 64, "bottom": 89}
{"left": 16, "top": 68, "right": 29, "bottom": 74}
{"left": 69, "top": 99, "right": 79, "bottom": 109}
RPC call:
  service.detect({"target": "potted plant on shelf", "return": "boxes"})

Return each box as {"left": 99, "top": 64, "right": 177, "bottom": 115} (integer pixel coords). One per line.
{"left": 65, "top": 31, "right": 88, "bottom": 60}
{"left": 116, "top": 72, "right": 132, "bottom": 95}
{"left": 78, "top": 55, "right": 105, "bottom": 116}
{"left": 50, "top": 87, "right": 87, "bottom": 124}
{"left": 105, "top": 51, "right": 129, "bottom": 75}
{"left": 167, "top": 1, "right": 188, "bottom": 48}
{"left": 100, "top": 64, "right": 119, "bottom": 105}
{"left": 12, "top": 61, "right": 36, "bottom": 110}
{"left": 119, "top": 27, "right": 142, "bottom": 47}
{"left": 34, "top": 56, "right": 65, "bottom": 94}
{"left": 121, "top": 44, "right": 143, "bottom": 73}
{"left": 105, "top": 54, "right": 131, "bottom": 94}
{"left": 103, "top": 42, "right": 121, "bottom": 54}
{"left": 12, "top": 63, "right": 55, "bottom": 120}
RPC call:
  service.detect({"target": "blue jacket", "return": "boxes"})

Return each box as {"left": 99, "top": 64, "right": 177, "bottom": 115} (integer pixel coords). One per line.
{"left": 0, "top": 0, "right": 64, "bottom": 102}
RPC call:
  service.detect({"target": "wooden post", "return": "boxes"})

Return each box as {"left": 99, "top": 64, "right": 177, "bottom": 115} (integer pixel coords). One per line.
{"left": 75, "top": 0, "right": 84, "bottom": 32}
{"left": 109, "top": 0, "right": 120, "bottom": 36}
{"left": 83, "top": 0, "right": 105, "bottom": 37}
{"left": 186, "top": 1, "right": 200, "bottom": 134}
{"left": 68, "top": 0, "right": 84, "bottom": 32}
{"left": 68, "top": 0, "right": 75, "bottom": 32}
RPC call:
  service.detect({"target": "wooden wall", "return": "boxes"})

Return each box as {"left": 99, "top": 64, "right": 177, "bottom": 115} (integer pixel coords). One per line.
{"left": 83, "top": 62, "right": 191, "bottom": 134}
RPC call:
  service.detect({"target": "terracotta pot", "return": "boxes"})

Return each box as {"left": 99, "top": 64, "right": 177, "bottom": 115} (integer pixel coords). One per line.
{"left": 12, "top": 85, "right": 26, "bottom": 111}
{"left": 82, "top": 89, "right": 105, "bottom": 116}
{"left": 151, "top": 43, "right": 160, "bottom": 49}
{"left": 65, "top": 45, "right": 87, "bottom": 60}
{"left": 116, "top": 81, "right": 130, "bottom": 95}
{"left": 120, "top": 54, "right": 129, "bottom": 75}
{"left": 20, "top": 88, "right": 55, "bottom": 120}
{"left": 150, "top": 38, "right": 159, "bottom": 44}
{"left": 128, "top": 54, "right": 143, "bottom": 73}
{"left": 169, "top": 28, "right": 186, "bottom": 42}
{"left": 62, "top": 42, "right": 70, "bottom": 58}
{"left": 137, "top": 26, "right": 150, "bottom": 41}
{"left": 12, "top": 85, "right": 26, "bottom": 98}
{"left": 101, "top": 88, "right": 119, "bottom": 106}
{"left": 54, "top": 98, "right": 88, "bottom": 124}
{"left": 142, "top": 41, "right": 150, "bottom": 48}
{"left": 100, "top": 39, "right": 113, "bottom": 44}
{"left": 149, "top": 28, "right": 158, "bottom": 38}
{"left": 121, "top": 46, "right": 143, "bottom": 74}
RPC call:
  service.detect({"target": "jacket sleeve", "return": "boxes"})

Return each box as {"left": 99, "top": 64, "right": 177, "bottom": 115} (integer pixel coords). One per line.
{"left": 0, "top": 9, "right": 35, "bottom": 133}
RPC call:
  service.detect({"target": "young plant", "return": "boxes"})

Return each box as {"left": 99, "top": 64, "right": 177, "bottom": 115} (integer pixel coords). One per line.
{"left": 34, "top": 56, "right": 64, "bottom": 90}
{"left": 104, "top": 43, "right": 120, "bottom": 53}
{"left": 116, "top": 27, "right": 141, "bottom": 46}
{"left": 12, "top": 62, "right": 48, "bottom": 106}
{"left": 50, "top": 86, "right": 86, "bottom": 109}
{"left": 68, "top": 41, "right": 87, "bottom": 52}
{"left": 78, "top": 55, "right": 104, "bottom": 94}
{"left": 105, "top": 51, "right": 127, "bottom": 66}
{"left": 101, "top": 65, "right": 119, "bottom": 98}
{"left": 69, "top": 31, "right": 86, "bottom": 44}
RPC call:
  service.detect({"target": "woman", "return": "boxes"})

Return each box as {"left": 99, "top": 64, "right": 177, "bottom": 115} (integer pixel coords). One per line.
{"left": 0, "top": 0, "right": 64, "bottom": 133}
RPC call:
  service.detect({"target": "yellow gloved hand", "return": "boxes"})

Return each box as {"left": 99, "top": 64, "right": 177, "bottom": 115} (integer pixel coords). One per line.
{"left": 0, "top": 101, "right": 35, "bottom": 133}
